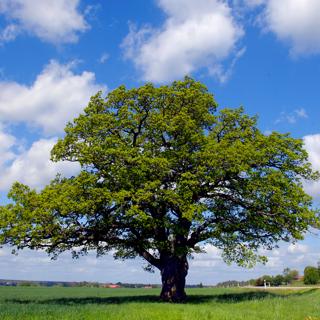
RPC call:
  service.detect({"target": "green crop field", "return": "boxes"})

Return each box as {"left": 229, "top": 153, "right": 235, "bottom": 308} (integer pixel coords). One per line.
{"left": 0, "top": 286, "right": 319, "bottom": 320}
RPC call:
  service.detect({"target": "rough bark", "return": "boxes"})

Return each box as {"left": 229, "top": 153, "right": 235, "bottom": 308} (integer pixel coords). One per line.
{"left": 160, "top": 255, "right": 188, "bottom": 302}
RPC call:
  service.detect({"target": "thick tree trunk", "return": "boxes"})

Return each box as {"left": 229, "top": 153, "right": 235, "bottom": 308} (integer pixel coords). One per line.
{"left": 160, "top": 255, "right": 188, "bottom": 302}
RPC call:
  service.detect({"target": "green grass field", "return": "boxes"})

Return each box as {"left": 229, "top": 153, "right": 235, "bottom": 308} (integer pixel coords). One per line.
{"left": 0, "top": 286, "right": 319, "bottom": 320}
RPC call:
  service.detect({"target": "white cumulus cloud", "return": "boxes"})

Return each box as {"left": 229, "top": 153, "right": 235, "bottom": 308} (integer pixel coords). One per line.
{"left": 275, "top": 108, "right": 308, "bottom": 124}
{"left": 287, "top": 243, "right": 308, "bottom": 254}
{"left": 122, "top": 0, "right": 244, "bottom": 83}
{"left": 243, "top": 0, "right": 266, "bottom": 7}
{"left": 0, "top": 137, "right": 80, "bottom": 191}
{"left": 0, "top": 0, "right": 88, "bottom": 44}
{"left": 261, "top": 0, "right": 320, "bottom": 55}
{"left": 0, "top": 60, "right": 105, "bottom": 134}
{"left": 0, "top": 126, "right": 17, "bottom": 167}
{"left": 303, "top": 134, "right": 320, "bottom": 198}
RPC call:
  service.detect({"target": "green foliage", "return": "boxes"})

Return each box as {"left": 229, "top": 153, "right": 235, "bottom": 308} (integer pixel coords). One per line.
{"left": 255, "top": 277, "right": 264, "bottom": 286}
{"left": 18, "top": 281, "right": 33, "bottom": 287}
{"left": 0, "top": 77, "right": 319, "bottom": 272}
{"left": 304, "top": 266, "right": 319, "bottom": 285}
{"left": 283, "top": 268, "right": 299, "bottom": 284}
{"left": 256, "top": 275, "right": 278, "bottom": 287}
{"left": 255, "top": 268, "right": 299, "bottom": 287}
{"left": 273, "top": 275, "right": 284, "bottom": 286}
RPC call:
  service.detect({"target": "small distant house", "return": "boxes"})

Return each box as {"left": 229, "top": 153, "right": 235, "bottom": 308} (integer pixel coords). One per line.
{"left": 106, "top": 284, "right": 120, "bottom": 288}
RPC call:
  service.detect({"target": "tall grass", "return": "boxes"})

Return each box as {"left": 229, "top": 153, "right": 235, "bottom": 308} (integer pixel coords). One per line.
{"left": 0, "top": 286, "right": 319, "bottom": 319}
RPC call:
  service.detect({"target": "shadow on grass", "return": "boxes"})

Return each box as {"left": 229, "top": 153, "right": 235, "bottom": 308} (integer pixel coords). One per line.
{"left": 190, "top": 288, "right": 318, "bottom": 304}
{"left": 6, "top": 289, "right": 318, "bottom": 306}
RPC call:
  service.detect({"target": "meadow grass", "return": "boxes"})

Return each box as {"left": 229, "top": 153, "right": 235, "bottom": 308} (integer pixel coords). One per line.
{"left": 0, "top": 286, "right": 319, "bottom": 319}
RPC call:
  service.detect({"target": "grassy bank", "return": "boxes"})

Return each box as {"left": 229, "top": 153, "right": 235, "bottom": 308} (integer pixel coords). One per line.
{"left": 0, "top": 286, "right": 319, "bottom": 319}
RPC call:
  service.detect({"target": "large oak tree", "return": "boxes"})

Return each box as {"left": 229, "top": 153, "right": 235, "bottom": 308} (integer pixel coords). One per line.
{"left": 0, "top": 78, "right": 318, "bottom": 301}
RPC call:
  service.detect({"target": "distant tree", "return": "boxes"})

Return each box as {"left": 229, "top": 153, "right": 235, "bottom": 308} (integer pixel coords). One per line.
{"left": 256, "top": 275, "right": 272, "bottom": 286}
{"left": 91, "top": 282, "right": 100, "bottom": 288}
{"left": 216, "top": 280, "right": 245, "bottom": 288}
{"left": 255, "top": 278, "right": 264, "bottom": 287}
{"left": 272, "top": 274, "right": 284, "bottom": 286}
{"left": 260, "top": 275, "right": 272, "bottom": 286}
{"left": 283, "top": 267, "right": 290, "bottom": 278}
{"left": 291, "top": 269, "right": 299, "bottom": 281}
{"left": 18, "top": 281, "right": 32, "bottom": 287}
{"left": 304, "top": 266, "right": 319, "bottom": 285}
{"left": 0, "top": 78, "right": 319, "bottom": 302}
{"left": 283, "top": 268, "right": 299, "bottom": 284}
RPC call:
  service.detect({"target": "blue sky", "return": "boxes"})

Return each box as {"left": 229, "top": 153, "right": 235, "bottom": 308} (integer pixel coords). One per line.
{"left": 0, "top": 0, "right": 320, "bottom": 285}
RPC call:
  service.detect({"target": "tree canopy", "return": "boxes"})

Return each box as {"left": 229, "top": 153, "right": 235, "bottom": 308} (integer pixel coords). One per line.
{"left": 304, "top": 266, "right": 319, "bottom": 285}
{"left": 0, "top": 77, "right": 319, "bottom": 301}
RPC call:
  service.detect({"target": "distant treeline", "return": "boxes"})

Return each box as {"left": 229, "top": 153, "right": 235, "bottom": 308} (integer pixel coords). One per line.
{"left": 3, "top": 263, "right": 319, "bottom": 288}
{"left": 216, "top": 263, "right": 320, "bottom": 288}
{"left": 215, "top": 280, "right": 254, "bottom": 288}
{"left": 0, "top": 279, "right": 208, "bottom": 288}
{"left": 255, "top": 262, "right": 320, "bottom": 286}
{"left": 114, "top": 282, "right": 204, "bottom": 288}
{"left": 0, "top": 280, "right": 161, "bottom": 288}
{"left": 0, "top": 280, "right": 101, "bottom": 287}
{"left": 215, "top": 268, "right": 300, "bottom": 288}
